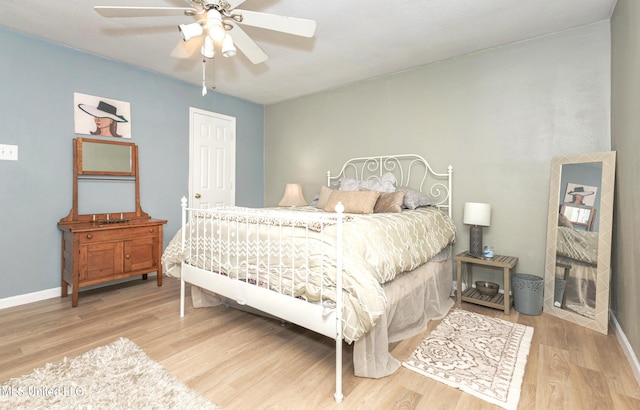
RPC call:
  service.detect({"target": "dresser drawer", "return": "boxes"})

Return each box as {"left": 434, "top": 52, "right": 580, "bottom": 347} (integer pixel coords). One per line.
{"left": 78, "top": 225, "right": 161, "bottom": 243}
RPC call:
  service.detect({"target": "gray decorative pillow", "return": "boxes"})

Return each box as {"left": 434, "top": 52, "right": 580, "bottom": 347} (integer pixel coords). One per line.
{"left": 399, "top": 188, "right": 432, "bottom": 209}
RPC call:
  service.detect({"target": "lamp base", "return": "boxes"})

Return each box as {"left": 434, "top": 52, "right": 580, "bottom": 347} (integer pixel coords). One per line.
{"left": 469, "top": 225, "right": 483, "bottom": 258}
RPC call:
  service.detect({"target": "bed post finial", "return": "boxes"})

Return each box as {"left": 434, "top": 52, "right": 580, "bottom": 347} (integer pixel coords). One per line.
{"left": 180, "top": 196, "right": 187, "bottom": 208}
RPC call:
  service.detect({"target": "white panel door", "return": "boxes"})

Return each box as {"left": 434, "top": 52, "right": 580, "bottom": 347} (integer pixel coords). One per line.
{"left": 189, "top": 108, "right": 236, "bottom": 208}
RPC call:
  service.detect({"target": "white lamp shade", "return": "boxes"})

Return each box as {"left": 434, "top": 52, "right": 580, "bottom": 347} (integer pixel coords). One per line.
{"left": 278, "top": 184, "right": 307, "bottom": 207}
{"left": 463, "top": 202, "right": 491, "bottom": 226}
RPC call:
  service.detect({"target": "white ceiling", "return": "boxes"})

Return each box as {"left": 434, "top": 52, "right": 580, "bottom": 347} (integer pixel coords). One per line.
{"left": 0, "top": 0, "right": 616, "bottom": 105}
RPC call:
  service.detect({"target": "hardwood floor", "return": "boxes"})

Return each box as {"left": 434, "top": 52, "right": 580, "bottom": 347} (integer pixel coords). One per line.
{"left": 1, "top": 278, "right": 639, "bottom": 409}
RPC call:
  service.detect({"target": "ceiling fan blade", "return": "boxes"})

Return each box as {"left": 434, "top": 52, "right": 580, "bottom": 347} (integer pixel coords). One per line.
{"left": 228, "top": 23, "right": 268, "bottom": 64}
{"left": 236, "top": 10, "right": 316, "bottom": 38}
{"left": 170, "top": 38, "right": 202, "bottom": 59}
{"left": 94, "top": 6, "right": 200, "bottom": 18}
{"left": 224, "top": 0, "right": 247, "bottom": 10}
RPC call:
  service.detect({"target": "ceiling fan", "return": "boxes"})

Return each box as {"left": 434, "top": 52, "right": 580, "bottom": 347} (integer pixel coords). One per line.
{"left": 94, "top": 0, "right": 317, "bottom": 65}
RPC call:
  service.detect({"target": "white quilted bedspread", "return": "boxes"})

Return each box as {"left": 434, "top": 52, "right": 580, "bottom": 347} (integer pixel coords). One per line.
{"left": 162, "top": 206, "right": 456, "bottom": 343}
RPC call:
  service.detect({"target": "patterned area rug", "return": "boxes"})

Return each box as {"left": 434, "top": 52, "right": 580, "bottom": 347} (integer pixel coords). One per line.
{"left": 0, "top": 338, "right": 219, "bottom": 410}
{"left": 403, "top": 309, "right": 533, "bottom": 410}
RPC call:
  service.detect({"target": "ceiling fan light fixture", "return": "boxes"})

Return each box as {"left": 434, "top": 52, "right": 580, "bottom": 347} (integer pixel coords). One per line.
{"left": 222, "top": 34, "right": 236, "bottom": 57}
{"left": 200, "top": 35, "right": 215, "bottom": 59}
{"left": 206, "top": 10, "right": 226, "bottom": 42}
{"left": 178, "top": 22, "right": 203, "bottom": 41}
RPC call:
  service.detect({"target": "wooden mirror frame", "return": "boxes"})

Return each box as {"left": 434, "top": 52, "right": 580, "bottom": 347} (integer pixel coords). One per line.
{"left": 60, "top": 137, "right": 148, "bottom": 223}
{"left": 77, "top": 137, "right": 135, "bottom": 176}
{"left": 543, "top": 151, "right": 616, "bottom": 334}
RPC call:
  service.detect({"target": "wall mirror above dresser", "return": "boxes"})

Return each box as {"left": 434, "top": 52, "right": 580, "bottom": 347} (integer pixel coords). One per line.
{"left": 543, "top": 151, "right": 616, "bottom": 334}
{"left": 78, "top": 138, "right": 134, "bottom": 175}
{"left": 58, "top": 137, "right": 166, "bottom": 307}
{"left": 62, "top": 137, "right": 145, "bottom": 222}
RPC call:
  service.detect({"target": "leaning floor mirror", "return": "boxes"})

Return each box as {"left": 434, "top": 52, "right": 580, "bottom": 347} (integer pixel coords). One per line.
{"left": 544, "top": 151, "right": 616, "bottom": 334}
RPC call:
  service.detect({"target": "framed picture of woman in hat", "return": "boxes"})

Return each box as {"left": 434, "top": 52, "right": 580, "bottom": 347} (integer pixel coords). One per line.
{"left": 563, "top": 183, "right": 598, "bottom": 207}
{"left": 74, "top": 93, "right": 132, "bottom": 139}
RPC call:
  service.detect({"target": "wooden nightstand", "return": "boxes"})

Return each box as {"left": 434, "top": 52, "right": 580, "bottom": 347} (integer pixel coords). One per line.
{"left": 455, "top": 251, "right": 519, "bottom": 314}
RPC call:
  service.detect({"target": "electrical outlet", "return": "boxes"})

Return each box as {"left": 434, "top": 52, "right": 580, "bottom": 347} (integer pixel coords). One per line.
{"left": 0, "top": 144, "right": 18, "bottom": 161}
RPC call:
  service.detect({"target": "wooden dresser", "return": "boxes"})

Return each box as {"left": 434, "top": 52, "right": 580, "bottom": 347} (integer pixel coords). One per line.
{"left": 58, "top": 218, "right": 166, "bottom": 307}
{"left": 59, "top": 137, "right": 167, "bottom": 306}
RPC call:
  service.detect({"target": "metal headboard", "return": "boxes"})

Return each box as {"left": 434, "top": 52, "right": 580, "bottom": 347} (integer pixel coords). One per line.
{"left": 326, "top": 154, "right": 453, "bottom": 217}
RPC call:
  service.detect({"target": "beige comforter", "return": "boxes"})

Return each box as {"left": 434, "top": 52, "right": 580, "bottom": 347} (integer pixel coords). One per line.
{"left": 162, "top": 206, "right": 456, "bottom": 343}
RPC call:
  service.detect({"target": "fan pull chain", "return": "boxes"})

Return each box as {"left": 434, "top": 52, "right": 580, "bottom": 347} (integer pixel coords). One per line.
{"left": 201, "top": 59, "right": 207, "bottom": 96}
{"left": 211, "top": 56, "right": 216, "bottom": 90}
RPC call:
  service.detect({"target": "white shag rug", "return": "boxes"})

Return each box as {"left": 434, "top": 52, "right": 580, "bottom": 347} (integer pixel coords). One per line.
{"left": 0, "top": 337, "right": 219, "bottom": 410}
{"left": 403, "top": 309, "right": 533, "bottom": 410}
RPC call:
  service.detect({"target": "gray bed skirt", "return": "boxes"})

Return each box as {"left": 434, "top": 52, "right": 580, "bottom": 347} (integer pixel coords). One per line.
{"left": 184, "top": 249, "right": 454, "bottom": 379}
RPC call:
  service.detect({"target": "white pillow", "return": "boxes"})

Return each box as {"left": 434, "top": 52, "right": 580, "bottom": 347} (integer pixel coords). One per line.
{"left": 339, "top": 172, "right": 397, "bottom": 193}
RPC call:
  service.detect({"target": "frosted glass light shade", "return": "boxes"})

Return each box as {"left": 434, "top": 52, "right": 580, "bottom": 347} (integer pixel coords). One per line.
{"left": 222, "top": 34, "right": 236, "bottom": 57}
{"left": 178, "top": 22, "right": 203, "bottom": 41}
{"left": 206, "top": 11, "right": 226, "bottom": 41}
{"left": 200, "top": 35, "right": 215, "bottom": 59}
{"left": 463, "top": 202, "right": 491, "bottom": 226}
{"left": 278, "top": 184, "right": 307, "bottom": 207}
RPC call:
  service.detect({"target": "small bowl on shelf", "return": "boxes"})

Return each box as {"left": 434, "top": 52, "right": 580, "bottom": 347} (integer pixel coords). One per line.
{"left": 475, "top": 281, "right": 499, "bottom": 297}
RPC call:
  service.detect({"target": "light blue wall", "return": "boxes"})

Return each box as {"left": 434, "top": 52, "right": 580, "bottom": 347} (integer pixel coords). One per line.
{"left": 0, "top": 27, "right": 264, "bottom": 299}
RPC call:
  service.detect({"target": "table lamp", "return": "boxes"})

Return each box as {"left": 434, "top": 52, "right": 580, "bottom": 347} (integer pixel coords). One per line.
{"left": 463, "top": 202, "right": 491, "bottom": 258}
{"left": 278, "top": 183, "right": 307, "bottom": 207}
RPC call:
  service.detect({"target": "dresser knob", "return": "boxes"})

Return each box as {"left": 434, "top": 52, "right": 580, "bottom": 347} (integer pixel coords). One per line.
{"left": 148, "top": 228, "right": 154, "bottom": 233}
{"left": 125, "top": 254, "right": 131, "bottom": 259}
{"left": 86, "top": 234, "right": 93, "bottom": 239}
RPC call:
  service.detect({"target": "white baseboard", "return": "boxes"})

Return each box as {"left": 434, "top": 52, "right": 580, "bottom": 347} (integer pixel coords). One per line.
{"left": 610, "top": 311, "right": 640, "bottom": 386}
{"left": 0, "top": 287, "right": 61, "bottom": 310}
{"left": 0, "top": 274, "right": 158, "bottom": 310}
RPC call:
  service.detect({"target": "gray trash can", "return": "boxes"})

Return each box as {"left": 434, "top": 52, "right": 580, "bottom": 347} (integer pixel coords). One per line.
{"left": 512, "top": 273, "right": 544, "bottom": 315}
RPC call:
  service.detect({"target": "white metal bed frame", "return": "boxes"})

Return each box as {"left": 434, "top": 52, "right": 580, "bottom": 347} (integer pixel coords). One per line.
{"left": 177, "top": 154, "right": 452, "bottom": 403}
{"left": 327, "top": 154, "right": 453, "bottom": 217}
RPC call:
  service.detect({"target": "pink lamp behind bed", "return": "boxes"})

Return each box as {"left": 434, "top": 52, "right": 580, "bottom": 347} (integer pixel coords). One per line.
{"left": 278, "top": 183, "right": 308, "bottom": 207}
{"left": 463, "top": 202, "right": 491, "bottom": 258}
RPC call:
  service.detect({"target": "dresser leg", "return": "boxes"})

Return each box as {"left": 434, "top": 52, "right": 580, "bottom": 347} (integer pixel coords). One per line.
{"left": 72, "top": 274, "right": 79, "bottom": 307}
{"left": 142, "top": 273, "right": 148, "bottom": 280}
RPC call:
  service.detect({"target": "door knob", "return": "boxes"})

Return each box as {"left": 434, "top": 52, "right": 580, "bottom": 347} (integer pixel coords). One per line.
{"left": 195, "top": 193, "right": 201, "bottom": 199}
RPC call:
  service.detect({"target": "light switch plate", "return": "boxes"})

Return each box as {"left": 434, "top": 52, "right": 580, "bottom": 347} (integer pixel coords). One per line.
{"left": 0, "top": 144, "right": 18, "bottom": 161}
